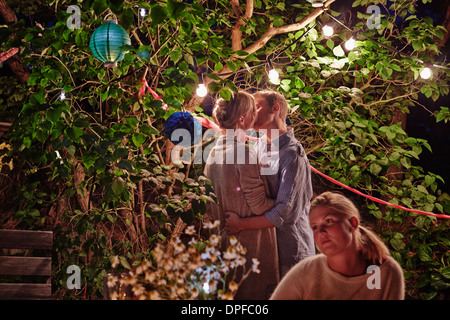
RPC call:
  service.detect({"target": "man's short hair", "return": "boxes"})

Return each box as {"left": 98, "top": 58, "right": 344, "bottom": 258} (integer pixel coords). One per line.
{"left": 253, "top": 90, "right": 288, "bottom": 120}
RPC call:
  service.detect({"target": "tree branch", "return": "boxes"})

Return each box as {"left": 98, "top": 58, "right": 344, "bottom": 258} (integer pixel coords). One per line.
{"left": 0, "top": 0, "right": 30, "bottom": 84}
{"left": 219, "top": 0, "right": 336, "bottom": 78}
{"left": 231, "top": 0, "right": 254, "bottom": 51}
{"left": 241, "top": 0, "right": 335, "bottom": 56}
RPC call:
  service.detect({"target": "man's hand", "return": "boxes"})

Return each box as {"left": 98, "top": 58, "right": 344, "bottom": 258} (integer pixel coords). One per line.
{"left": 225, "top": 211, "right": 241, "bottom": 234}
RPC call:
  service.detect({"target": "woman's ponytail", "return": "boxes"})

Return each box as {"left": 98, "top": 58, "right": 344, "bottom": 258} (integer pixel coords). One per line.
{"left": 358, "top": 225, "right": 390, "bottom": 265}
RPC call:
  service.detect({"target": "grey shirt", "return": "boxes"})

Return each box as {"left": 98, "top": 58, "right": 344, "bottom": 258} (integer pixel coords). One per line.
{"left": 255, "top": 128, "right": 315, "bottom": 276}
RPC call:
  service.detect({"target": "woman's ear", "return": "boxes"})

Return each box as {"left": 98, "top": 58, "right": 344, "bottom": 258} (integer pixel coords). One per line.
{"left": 349, "top": 216, "right": 359, "bottom": 230}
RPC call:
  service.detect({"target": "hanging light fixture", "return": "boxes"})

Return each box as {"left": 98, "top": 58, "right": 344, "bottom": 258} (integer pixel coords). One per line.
{"left": 89, "top": 19, "right": 131, "bottom": 68}
{"left": 322, "top": 25, "right": 334, "bottom": 37}
{"left": 420, "top": 67, "right": 432, "bottom": 80}
{"left": 196, "top": 83, "right": 208, "bottom": 97}
{"left": 267, "top": 61, "right": 279, "bottom": 83}
{"left": 196, "top": 74, "right": 208, "bottom": 97}
{"left": 268, "top": 68, "right": 280, "bottom": 82}
{"left": 344, "top": 37, "right": 357, "bottom": 51}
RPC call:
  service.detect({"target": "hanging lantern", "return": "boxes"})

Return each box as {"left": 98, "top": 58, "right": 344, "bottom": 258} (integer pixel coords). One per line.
{"left": 89, "top": 20, "right": 131, "bottom": 68}
{"left": 164, "top": 112, "right": 202, "bottom": 147}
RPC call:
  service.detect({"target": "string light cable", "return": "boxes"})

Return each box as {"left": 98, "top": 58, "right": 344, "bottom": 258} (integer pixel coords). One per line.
{"left": 325, "top": 11, "right": 450, "bottom": 73}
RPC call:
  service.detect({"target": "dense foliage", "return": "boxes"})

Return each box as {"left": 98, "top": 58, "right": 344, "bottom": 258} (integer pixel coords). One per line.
{"left": 0, "top": 0, "right": 449, "bottom": 299}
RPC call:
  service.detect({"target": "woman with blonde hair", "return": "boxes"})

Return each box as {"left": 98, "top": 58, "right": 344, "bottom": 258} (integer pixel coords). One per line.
{"left": 204, "top": 91, "right": 279, "bottom": 300}
{"left": 270, "top": 191, "right": 405, "bottom": 300}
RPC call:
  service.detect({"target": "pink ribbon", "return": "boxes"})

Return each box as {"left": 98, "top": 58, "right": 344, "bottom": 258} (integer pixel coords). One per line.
{"left": 139, "top": 78, "right": 169, "bottom": 111}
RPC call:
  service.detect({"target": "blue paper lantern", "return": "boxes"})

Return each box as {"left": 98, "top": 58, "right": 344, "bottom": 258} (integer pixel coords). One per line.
{"left": 89, "top": 20, "right": 131, "bottom": 68}
{"left": 165, "top": 112, "right": 202, "bottom": 147}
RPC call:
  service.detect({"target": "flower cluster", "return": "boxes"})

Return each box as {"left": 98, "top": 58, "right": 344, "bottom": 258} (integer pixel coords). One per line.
{"left": 106, "top": 221, "right": 260, "bottom": 300}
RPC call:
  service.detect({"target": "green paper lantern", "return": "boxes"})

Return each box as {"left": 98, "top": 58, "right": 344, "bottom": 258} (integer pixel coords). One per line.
{"left": 89, "top": 20, "right": 131, "bottom": 68}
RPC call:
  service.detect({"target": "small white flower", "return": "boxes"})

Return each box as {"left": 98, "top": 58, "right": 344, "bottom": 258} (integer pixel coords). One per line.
{"left": 185, "top": 225, "right": 196, "bottom": 235}
{"left": 107, "top": 275, "right": 118, "bottom": 288}
{"left": 229, "top": 281, "right": 239, "bottom": 292}
{"left": 111, "top": 256, "right": 120, "bottom": 268}
{"left": 252, "top": 258, "right": 261, "bottom": 274}
{"left": 149, "top": 290, "right": 161, "bottom": 300}
{"left": 209, "top": 234, "right": 220, "bottom": 246}
{"left": 132, "top": 284, "right": 146, "bottom": 296}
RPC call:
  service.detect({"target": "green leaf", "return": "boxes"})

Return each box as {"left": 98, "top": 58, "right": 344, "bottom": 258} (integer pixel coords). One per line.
{"left": 442, "top": 267, "right": 450, "bottom": 280}
{"left": 214, "top": 62, "right": 223, "bottom": 72}
{"left": 169, "top": 46, "right": 182, "bottom": 63}
{"left": 390, "top": 238, "right": 405, "bottom": 251}
{"left": 119, "top": 256, "right": 131, "bottom": 270}
{"left": 22, "top": 136, "right": 31, "bottom": 149}
{"left": 117, "top": 160, "right": 133, "bottom": 171}
{"left": 370, "top": 163, "right": 382, "bottom": 175}
{"left": 109, "top": 0, "right": 124, "bottom": 13}
{"left": 47, "top": 107, "right": 62, "bottom": 123}
{"left": 167, "top": 0, "right": 186, "bottom": 20}
{"left": 150, "top": 5, "right": 168, "bottom": 25}
{"left": 66, "top": 126, "right": 83, "bottom": 141}
{"left": 132, "top": 133, "right": 146, "bottom": 148}
{"left": 417, "top": 244, "right": 433, "bottom": 262}
{"left": 93, "top": 0, "right": 108, "bottom": 15}
{"left": 111, "top": 180, "right": 124, "bottom": 196}
{"left": 219, "top": 87, "right": 231, "bottom": 101}
{"left": 326, "top": 39, "right": 334, "bottom": 50}
{"left": 33, "top": 91, "right": 45, "bottom": 104}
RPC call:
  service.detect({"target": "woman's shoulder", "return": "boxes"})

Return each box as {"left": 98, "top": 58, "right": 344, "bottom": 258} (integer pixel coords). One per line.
{"left": 381, "top": 256, "right": 404, "bottom": 275}
{"left": 288, "top": 254, "right": 327, "bottom": 275}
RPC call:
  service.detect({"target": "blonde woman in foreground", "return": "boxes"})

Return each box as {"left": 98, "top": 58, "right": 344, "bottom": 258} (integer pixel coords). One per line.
{"left": 270, "top": 191, "right": 405, "bottom": 300}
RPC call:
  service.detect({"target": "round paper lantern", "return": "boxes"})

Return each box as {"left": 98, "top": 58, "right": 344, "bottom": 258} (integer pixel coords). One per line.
{"left": 89, "top": 20, "right": 131, "bottom": 68}
{"left": 164, "top": 112, "right": 202, "bottom": 147}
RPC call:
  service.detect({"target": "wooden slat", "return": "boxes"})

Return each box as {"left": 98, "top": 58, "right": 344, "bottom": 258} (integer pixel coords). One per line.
{"left": 0, "top": 283, "right": 51, "bottom": 300}
{"left": 0, "top": 229, "right": 52, "bottom": 250}
{"left": 0, "top": 256, "right": 51, "bottom": 276}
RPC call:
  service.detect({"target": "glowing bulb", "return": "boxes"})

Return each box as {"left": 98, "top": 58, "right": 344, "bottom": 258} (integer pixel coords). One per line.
{"left": 196, "top": 83, "right": 208, "bottom": 97}
{"left": 323, "top": 25, "right": 334, "bottom": 37}
{"left": 203, "top": 282, "right": 210, "bottom": 294}
{"left": 345, "top": 38, "right": 357, "bottom": 51}
{"left": 139, "top": 8, "right": 147, "bottom": 17}
{"left": 60, "top": 90, "right": 66, "bottom": 100}
{"left": 268, "top": 68, "right": 279, "bottom": 82}
{"left": 420, "top": 67, "right": 432, "bottom": 79}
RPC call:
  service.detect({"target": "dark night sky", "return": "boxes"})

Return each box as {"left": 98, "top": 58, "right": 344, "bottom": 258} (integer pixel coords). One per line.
{"left": 329, "top": 0, "right": 450, "bottom": 193}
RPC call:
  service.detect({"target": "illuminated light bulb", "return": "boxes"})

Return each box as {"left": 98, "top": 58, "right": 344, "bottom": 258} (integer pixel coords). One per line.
{"left": 139, "top": 8, "right": 147, "bottom": 17}
{"left": 196, "top": 83, "right": 208, "bottom": 97}
{"left": 203, "top": 282, "right": 210, "bottom": 294}
{"left": 345, "top": 37, "right": 357, "bottom": 51}
{"left": 268, "top": 68, "right": 280, "bottom": 82}
{"left": 420, "top": 67, "right": 432, "bottom": 80}
{"left": 60, "top": 90, "right": 66, "bottom": 100}
{"left": 55, "top": 150, "right": 63, "bottom": 164}
{"left": 322, "top": 25, "right": 334, "bottom": 37}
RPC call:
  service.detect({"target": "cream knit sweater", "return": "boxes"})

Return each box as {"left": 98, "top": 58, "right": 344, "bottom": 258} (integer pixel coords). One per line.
{"left": 270, "top": 253, "right": 405, "bottom": 300}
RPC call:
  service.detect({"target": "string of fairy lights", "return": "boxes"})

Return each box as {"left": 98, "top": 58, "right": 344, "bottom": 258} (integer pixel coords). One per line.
{"left": 54, "top": 4, "right": 450, "bottom": 102}
{"left": 190, "top": 8, "right": 450, "bottom": 98}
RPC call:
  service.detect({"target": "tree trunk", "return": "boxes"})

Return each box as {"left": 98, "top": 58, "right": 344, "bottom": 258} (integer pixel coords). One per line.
{"left": 0, "top": 0, "right": 30, "bottom": 84}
